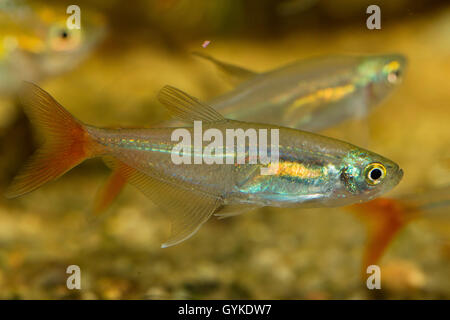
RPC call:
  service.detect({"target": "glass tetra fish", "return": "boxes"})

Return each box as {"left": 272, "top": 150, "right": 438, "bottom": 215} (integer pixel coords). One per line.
{"left": 195, "top": 52, "right": 407, "bottom": 132}
{"left": 5, "top": 83, "right": 403, "bottom": 248}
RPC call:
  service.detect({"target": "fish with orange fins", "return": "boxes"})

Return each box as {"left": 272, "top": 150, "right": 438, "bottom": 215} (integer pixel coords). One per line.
{"left": 347, "top": 185, "right": 450, "bottom": 273}
{"left": 6, "top": 83, "right": 403, "bottom": 247}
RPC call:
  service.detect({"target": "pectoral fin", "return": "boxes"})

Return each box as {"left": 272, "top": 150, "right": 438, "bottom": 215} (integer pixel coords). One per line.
{"left": 192, "top": 52, "right": 258, "bottom": 86}
{"left": 103, "top": 157, "right": 223, "bottom": 248}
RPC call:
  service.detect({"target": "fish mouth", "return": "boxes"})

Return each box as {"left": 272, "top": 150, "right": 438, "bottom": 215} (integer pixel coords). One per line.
{"left": 390, "top": 167, "right": 404, "bottom": 188}
{"left": 382, "top": 163, "right": 403, "bottom": 189}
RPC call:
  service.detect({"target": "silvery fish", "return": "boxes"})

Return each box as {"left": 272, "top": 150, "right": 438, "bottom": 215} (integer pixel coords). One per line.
{"left": 195, "top": 52, "right": 407, "bottom": 132}
{"left": 5, "top": 83, "right": 403, "bottom": 247}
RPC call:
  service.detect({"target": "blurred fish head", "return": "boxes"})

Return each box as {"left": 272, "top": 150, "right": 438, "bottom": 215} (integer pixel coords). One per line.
{"left": 0, "top": 4, "right": 105, "bottom": 90}
{"left": 35, "top": 7, "right": 106, "bottom": 77}
{"left": 334, "top": 148, "right": 403, "bottom": 204}
{"left": 356, "top": 54, "right": 407, "bottom": 105}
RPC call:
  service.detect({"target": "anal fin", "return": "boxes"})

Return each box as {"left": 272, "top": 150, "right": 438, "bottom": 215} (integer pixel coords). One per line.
{"left": 103, "top": 157, "right": 223, "bottom": 248}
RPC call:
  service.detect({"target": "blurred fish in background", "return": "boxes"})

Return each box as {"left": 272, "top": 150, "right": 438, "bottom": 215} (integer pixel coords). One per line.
{"left": 0, "top": 0, "right": 105, "bottom": 98}
{"left": 348, "top": 184, "right": 450, "bottom": 273}
{"left": 194, "top": 52, "right": 406, "bottom": 133}
{"left": 0, "top": 0, "right": 105, "bottom": 191}
{"left": 346, "top": 184, "right": 450, "bottom": 298}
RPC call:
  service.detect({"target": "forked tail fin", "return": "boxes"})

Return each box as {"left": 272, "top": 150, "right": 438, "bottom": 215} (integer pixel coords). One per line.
{"left": 5, "top": 82, "right": 99, "bottom": 198}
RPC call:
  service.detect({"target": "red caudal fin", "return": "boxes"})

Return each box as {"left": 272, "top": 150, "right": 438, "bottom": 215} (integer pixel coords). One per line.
{"left": 5, "top": 82, "right": 100, "bottom": 198}
{"left": 347, "top": 198, "right": 420, "bottom": 274}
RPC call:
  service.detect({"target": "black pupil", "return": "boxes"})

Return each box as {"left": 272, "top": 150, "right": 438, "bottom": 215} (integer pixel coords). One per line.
{"left": 61, "top": 30, "right": 68, "bottom": 39}
{"left": 370, "top": 168, "right": 382, "bottom": 180}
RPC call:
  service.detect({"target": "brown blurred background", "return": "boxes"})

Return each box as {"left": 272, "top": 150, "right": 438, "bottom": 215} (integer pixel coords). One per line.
{"left": 0, "top": 0, "right": 449, "bottom": 299}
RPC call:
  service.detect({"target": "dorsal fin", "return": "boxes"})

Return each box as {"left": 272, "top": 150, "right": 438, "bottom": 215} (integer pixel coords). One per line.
{"left": 192, "top": 52, "right": 258, "bottom": 86}
{"left": 103, "top": 157, "right": 223, "bottom": 248}
{"left": 157, "top": 85, "right": 225, "bottom": 123}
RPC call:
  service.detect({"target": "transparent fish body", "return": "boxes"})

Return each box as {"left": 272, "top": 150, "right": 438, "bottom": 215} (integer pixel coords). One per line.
{"left": 89, "top": 120, "right": 403, "bottom": 209}
{"left": 205, "top": 54, "right": 407, "bottom": 132}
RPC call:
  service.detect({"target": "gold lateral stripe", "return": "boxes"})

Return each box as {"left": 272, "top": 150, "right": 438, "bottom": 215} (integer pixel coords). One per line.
{"left": 277, "top": 161, "right": 324, "bottom": 179}
{"left": 289, "top": 84, "right": 355, "bottom": 111}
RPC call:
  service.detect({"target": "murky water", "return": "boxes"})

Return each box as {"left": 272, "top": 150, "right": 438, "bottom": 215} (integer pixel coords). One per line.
{"left": 0, "top": 0, "right": 448, "bottom": 299}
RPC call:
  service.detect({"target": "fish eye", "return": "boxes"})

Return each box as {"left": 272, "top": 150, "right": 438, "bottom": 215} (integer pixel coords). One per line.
{"left": 48, "top": 26, "right": 81, "bottom": 52}
{"left": 383, "top": 60, "right": 402, "bottom": 85}
{"left": 60, "top": 29, "right": 69, "bottom": 39}
{"left": 387, "top": 69, "right": 401, "bottom": 84}
{"left": 364, "top": 163, "right": 386, "bottom": 185}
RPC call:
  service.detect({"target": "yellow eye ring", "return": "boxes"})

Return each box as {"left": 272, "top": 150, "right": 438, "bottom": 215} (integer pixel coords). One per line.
{"left": 364, "top": 163, "right": 386, "bottom": 185}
